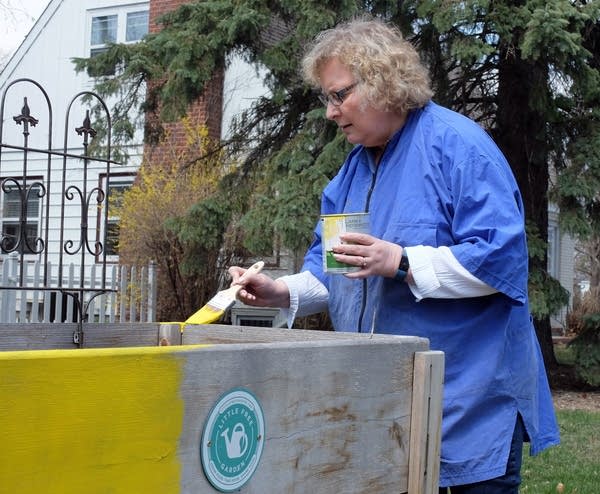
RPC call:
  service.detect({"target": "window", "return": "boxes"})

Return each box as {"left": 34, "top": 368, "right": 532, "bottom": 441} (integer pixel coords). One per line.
{"left": 126, "top": 11, "right": 149, "bottom": 42}
{"left": 99, "top": 176, "right": 135, "bottom": 260}
{"left": 1, "top": 181, "right": 43, "bottom": 254}
{"left": 91, "top": 14, "right": 118, "bottom": 52}
{"left": 104, "top": 221, "right": 120, "bottom": 257}
{"left": 89, "top": 8, "right": 148, "bottom": 59}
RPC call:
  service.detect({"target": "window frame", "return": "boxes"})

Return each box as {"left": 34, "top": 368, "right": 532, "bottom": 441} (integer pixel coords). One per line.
{"left": 90, "top": 13, "right": 118, "bottom": 50}
{"left": 547, "top": 215, "right": 560, "bottom": 279}
{"left": 96, "top": 173, "right": 136, "bottom": 263}
{"left": 87, "top": 5, "right": 149, "bottom": 59}
{"left": 0, "top": 177, "right": 44, "bottom": 256}
{"left": 125, "top": 10, "right": 149, "bottom": 42}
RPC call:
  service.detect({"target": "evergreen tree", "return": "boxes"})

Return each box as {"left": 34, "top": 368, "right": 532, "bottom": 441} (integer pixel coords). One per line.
{"left": 74, "top": 0, "right": 600, "bottom": 366}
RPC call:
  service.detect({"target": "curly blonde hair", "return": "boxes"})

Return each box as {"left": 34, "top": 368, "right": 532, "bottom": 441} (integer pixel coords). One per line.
{"left": 302, "top": 18, "right": 433, "bottom": 114}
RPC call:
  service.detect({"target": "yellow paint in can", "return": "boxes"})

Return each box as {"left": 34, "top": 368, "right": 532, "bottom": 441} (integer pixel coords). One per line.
{"left": 321, "top": 213, "right": 370, "bottom": 273}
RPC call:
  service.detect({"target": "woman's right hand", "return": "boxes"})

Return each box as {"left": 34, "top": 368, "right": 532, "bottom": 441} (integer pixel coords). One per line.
{"left": 228, "top": 266, "right": 291, "bottom": 308}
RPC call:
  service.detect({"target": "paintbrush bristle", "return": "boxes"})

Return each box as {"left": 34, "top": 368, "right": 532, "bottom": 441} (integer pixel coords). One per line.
{"left": 206, "top": 289, "right": 237, "bottom": 311}
{"left": 186, "top": 304, "right": 224, "bottom": 325}
{"left": 185, "top": 288, "right": 237, "bottom": 325}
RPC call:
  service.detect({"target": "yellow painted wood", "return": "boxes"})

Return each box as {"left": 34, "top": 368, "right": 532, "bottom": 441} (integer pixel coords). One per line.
{"left": 0, "top": 345, "right": 206, "bottom": 494}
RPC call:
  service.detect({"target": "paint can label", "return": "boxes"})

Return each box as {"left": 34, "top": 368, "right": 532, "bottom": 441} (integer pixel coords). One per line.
{"left": 321, "top": 213, "right": 370, "bottom": 274}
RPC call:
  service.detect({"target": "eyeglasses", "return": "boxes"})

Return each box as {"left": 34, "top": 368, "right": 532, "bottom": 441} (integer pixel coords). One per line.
{"left": 318, "top": 82, "right": 358, "bottom": 107}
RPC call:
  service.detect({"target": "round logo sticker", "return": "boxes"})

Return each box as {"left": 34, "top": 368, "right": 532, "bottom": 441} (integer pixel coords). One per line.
{"left": 200, "top": 388, "right": 265, "bottom": 492}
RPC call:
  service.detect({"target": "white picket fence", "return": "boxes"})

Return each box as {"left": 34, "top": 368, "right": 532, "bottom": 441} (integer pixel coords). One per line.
{"left": 0, "top": 253, "right": 157, "bottom": 323}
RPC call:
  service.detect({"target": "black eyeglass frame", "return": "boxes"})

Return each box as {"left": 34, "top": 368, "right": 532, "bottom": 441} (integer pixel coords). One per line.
{"left": 318, "top": 82, "right": 358, "bottom": 107}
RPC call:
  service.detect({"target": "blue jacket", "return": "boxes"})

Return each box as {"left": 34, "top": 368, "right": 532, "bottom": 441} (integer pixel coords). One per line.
{"left": 301, "top": 102, "right": 559, "bottom": 486}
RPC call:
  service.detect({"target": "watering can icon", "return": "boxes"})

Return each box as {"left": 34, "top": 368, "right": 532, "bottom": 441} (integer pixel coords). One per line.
{"left": 221, "top": 423, "right": 248, "bottom": 459}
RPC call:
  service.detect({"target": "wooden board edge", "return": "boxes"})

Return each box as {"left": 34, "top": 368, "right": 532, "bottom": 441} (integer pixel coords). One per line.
{"left": 407, "top": 350, "right": 444, "bottom": 494}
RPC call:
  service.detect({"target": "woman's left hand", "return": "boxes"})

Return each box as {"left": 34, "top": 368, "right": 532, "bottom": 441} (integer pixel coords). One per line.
{"left": 332, "top": 233, "right": 403, "bottom": 278}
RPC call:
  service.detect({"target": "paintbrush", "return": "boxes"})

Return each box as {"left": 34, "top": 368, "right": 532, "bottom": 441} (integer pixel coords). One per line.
{"left": 184, "top": 261, "right": 265, "bottom": 325}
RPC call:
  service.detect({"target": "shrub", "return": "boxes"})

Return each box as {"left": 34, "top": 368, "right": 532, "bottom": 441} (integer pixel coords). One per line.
{"left": 569, "top": 308, "right": 600, "bottom": 388}
{"left": 116, "top": 120, "right": 229, "bottom": 321}
{"left": 567, "top": 286, "right": 600, "bottom": 336}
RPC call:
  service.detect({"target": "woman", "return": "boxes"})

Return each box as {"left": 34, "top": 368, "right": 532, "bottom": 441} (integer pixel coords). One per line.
{"left": 229, "top": 18, "right": 559, "bottom": 492}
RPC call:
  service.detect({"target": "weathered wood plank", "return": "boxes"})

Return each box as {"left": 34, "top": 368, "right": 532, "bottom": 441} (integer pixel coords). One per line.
{"left": 81, "top": 323, "right": 162, "bottom": 348}
{"left": 177, "top": 338, "right": 427, "bottom": 493}
{"left": 408, "top": 350, "right": 445, "bottom": 494}
{"left": 0, "top": 323, "right": 161, "bottom": 350}
{"left": 158, "top": 323, "right": 182, "bottom": 346}
{"left": 0, "top": 323, "right": 78, "bottom": 349}
{"left": 182, "top": 324, "right": 425, "bottom": 345}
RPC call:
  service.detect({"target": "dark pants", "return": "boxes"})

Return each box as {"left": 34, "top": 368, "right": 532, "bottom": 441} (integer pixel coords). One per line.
{"left": 439, "top": 415, "right": 525, "bottom": 494}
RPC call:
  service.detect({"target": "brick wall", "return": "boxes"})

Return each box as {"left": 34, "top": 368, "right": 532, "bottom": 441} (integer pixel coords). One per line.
{"left": 144, "top": 0, "right": 224, "bottom": 165}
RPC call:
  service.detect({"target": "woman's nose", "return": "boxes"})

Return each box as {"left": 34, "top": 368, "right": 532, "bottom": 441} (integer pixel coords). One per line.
{"left": 325, "top": 102, "right": 341, "bottom": 120}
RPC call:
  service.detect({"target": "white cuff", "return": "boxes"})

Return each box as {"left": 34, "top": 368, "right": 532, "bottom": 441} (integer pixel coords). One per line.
{"left": 404, "top": 245, "right": 497, "bottom": 301}
{"left": 278, "top": 271, "right": 329, "bottom": 327}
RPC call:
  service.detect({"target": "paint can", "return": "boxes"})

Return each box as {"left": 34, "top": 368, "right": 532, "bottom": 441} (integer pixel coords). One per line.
{"left": 321, "top": 213, "right": 370, "bottom": 273}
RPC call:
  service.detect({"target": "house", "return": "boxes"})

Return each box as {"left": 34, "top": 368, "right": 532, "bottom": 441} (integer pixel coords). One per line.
{"left": 0, "top": 0, "right": 150, "bottom": 260}
{"left": 0, "top": 0, "right": 286, "bottom": 326}
{"left": 0, "top": 0, "right": 153, "bottom": 322}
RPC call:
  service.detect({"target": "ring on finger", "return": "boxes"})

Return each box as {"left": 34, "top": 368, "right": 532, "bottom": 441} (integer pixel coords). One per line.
{"left": 361, "top": 257, "right": 367, "bottom": 268}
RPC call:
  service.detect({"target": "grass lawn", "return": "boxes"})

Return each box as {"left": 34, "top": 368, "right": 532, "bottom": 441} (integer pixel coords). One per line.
{"left": 520, "top": 410, "right": 600, "bottom": 493}
{"left": 521, "top": 342, "right": 599, "bottom": 493}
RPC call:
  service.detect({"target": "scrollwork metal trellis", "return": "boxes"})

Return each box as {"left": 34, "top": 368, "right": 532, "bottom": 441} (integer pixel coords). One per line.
{"left": 0, "top": 78, "right": 122, "bottom": 345}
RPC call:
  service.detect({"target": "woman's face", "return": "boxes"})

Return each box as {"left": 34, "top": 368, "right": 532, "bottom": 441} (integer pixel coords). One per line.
{"left": 319, "top": 58, "right": 405, "bottom": 148}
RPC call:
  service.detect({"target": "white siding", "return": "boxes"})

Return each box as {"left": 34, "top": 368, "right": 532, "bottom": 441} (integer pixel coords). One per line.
{"left": 548, "top": 206, "right": 576, "bottom": 331}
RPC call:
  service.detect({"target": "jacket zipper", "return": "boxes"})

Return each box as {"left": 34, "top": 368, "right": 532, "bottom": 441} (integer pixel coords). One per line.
{"left": 357, "top": 162, "right": 379, "bottom": 332}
